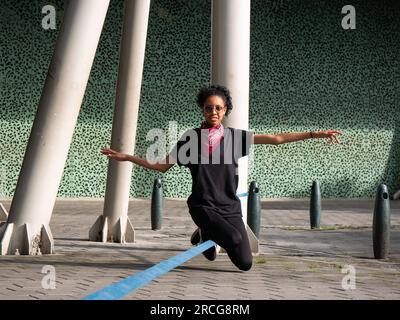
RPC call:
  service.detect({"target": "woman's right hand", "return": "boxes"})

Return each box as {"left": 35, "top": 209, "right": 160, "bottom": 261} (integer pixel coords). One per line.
{"left": 101, "top": 148, "right": 130, "bottom": 161}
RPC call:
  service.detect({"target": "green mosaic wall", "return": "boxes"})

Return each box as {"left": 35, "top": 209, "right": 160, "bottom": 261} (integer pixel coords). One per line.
{"left": 0, "top": 0, "right": 399, "bottom": 199}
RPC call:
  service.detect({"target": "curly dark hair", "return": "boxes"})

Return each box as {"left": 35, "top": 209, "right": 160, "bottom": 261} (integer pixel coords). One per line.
{"left": 196, "top": 84, "right": 233, "bottom": 116}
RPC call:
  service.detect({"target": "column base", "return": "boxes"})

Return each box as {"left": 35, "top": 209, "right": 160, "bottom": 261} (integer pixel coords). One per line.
{"left": 0, "top": 203, "right": 8, "bottom": 221}
{"left": 89, "top": 215, "right": 135, "bottom": 243}
{"left": 0, "top": 222, "right": 54, "bottom": 255}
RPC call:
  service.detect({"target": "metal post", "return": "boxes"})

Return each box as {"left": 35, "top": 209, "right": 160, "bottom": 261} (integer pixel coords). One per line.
{"left": 0, "top": 0, "right": 110, "bottom": 255}
{"left": 89, "top": 0, "right": 151, "bottom": 243}
{"left": 310, "top": 180, "right": 321, "bottom": 229}
{"left": 247, "top": 181, "right": 261, "bottom": 238}
{"left": 373, "top": 183, "right": 391, "bottom": 259}
{"left": 151, "top": 178, "right": 163, "bottom": 230}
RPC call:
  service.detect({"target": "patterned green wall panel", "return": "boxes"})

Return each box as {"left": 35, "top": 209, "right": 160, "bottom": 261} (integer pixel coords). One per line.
{"left": 0, "top": 0, "right": 399, "bottom": 199}
{"left": 249, "top": 0, "right": 400, "bottom": 198}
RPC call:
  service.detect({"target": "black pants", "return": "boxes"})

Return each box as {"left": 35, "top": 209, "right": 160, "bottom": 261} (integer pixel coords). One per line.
{"left": 189, "top": 208, "right": 253, "bottom": 271}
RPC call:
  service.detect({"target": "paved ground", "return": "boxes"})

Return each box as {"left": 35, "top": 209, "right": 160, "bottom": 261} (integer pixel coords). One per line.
{"left": 0, "top": 198, "right": 399, "bottom": 300}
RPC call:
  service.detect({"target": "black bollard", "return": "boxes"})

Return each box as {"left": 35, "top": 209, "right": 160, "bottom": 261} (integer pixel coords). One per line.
{"left": 151, "top": 178, "right": 163, "bottom": 230}
{"left": 373, "top": 183, "right": 391, "bottom": 259}
{"left": 247, "top": 181, "right": 261, "bottom": 238}
{"left": 310, "top": 181, "right": 321, "bottom": 229}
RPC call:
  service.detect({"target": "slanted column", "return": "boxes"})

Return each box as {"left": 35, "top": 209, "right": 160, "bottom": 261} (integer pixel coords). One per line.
{"left": 211, "top": 0, "right": 258, "bottom": 253}
{"left": 89, "top": 0, "right": 151, "bottom": 243}
{"left": 0, "top": 0, "right": 110, "bottom": 255}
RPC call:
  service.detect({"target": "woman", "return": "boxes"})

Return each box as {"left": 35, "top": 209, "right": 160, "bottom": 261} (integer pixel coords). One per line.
{"left": 101, "top": 85, "right": 341, "bottom": 271}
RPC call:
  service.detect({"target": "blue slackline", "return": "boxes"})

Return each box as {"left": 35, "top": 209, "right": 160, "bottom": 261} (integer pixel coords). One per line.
{"left": 83, "top": 240, "right": 216, "bottom": 300}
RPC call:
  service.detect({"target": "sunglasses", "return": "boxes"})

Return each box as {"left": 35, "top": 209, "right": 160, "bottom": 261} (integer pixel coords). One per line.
{"left": 203, "top": 105, "right": 226, "bottom": 113}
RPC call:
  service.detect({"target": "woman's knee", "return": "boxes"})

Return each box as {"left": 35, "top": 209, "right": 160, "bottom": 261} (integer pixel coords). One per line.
{"left": 237, "top": 258, "right": 253, "bottom": 271}
{"left": 228, "top": 252, "right": 253, "bottom": 271}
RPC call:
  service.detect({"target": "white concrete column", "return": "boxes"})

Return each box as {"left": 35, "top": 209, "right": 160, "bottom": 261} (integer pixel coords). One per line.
{"left": 211, "top": 0, "right": 258, "bottom": 253}
{"left": 0, "top": 0, "right": 110, "bottom": 255}
{"left": 89, "top": 0, "right": 151, "bottom": 243}
{"left": 211, "top": 0, "right": 250, "bottom": 219}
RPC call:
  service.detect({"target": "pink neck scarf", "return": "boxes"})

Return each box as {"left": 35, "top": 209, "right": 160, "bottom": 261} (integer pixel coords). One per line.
{"left": 200, "top": 122, "right": 224, "bottom": 155}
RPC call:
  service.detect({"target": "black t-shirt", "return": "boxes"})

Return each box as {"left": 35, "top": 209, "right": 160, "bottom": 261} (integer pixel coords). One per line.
{"left": 169, "top": 127, "right": 254, "bottom": 217}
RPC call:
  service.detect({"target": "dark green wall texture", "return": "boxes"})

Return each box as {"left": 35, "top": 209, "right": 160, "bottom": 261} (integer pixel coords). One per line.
{"left": 0, "top": 0, "right": 399, "bottom": 199}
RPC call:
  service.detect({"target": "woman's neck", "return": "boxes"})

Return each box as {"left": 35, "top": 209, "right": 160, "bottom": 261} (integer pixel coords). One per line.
{"left": 201, "top": 121, "right": 222, "bottom": 129}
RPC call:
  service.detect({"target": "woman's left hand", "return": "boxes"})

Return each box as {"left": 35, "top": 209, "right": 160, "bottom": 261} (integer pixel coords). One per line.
{"left": 312, "top": 130, "right": 342, "bottom": 144}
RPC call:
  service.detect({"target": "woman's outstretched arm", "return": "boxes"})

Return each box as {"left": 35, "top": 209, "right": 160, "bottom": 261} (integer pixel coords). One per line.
{"left": 100, "top": 148, "right": 175, "bottom": 173}
{"left": 254, "top": 130, "right": 342, "bottom": 145}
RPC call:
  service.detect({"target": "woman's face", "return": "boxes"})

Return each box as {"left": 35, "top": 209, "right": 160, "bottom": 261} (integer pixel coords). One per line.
{"left": 202, "top": 95, "right": 227, "bottom": 127}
